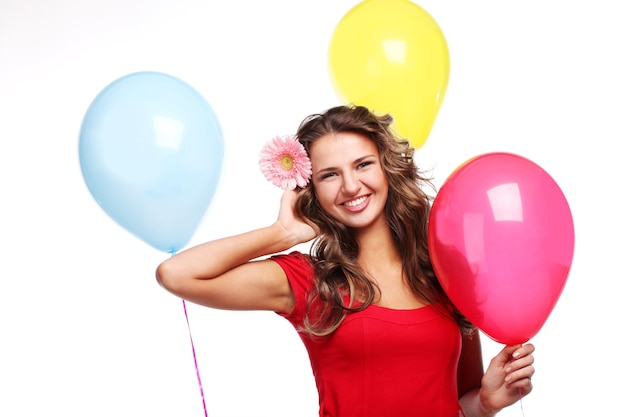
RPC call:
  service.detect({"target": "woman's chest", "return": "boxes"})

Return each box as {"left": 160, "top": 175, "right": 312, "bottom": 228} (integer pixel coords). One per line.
{"left": 306, "top": 306, "right": 461, "bottom": 368}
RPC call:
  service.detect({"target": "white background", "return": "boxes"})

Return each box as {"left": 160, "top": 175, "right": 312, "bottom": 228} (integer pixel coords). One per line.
{"left": 1, "top": 1, "right": 623, "bottom": 416}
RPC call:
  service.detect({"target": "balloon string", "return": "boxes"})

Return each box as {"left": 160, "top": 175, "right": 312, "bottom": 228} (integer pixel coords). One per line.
{"left": 519, "top": 387, "right": 526, "bottom": 417}
{"left": 171, "top": 250, "right": 208, "bottom": 417}
{"left": 183, "top": 298, "right": 208, "bottom": 417}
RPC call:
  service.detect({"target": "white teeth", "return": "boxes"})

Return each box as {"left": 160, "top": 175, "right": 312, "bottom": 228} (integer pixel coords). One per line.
{"left": 344, "top": 196, "right": 367, "bottom": 207}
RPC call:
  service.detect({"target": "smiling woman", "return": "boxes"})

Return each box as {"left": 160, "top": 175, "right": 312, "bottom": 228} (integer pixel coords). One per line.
{"left": 1, "top": 0, "right": 623, "bottom": 416}
{"left": 156, "top": 104, "right": 535, "bottom": 417}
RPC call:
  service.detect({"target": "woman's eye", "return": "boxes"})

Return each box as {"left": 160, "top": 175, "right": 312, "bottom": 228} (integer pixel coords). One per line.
{"left": 320, "top": 172, "right": 336, "bottom": 180}
{"left": 358, "top": 161, "right": 373, "bottom": 169}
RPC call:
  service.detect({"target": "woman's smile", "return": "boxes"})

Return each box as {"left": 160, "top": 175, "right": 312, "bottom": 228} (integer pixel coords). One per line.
{"left": 342, "top": 194, "right": 370, "bottom": 211}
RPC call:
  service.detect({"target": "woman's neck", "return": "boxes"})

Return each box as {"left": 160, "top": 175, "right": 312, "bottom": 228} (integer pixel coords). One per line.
{"left": 355, "top": 222, "right": 401, "bottom": 271}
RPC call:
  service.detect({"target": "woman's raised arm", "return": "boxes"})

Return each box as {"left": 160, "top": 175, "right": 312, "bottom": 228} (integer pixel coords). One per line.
{"left": 155, "top": 189, "right": 316, "bottom": 313}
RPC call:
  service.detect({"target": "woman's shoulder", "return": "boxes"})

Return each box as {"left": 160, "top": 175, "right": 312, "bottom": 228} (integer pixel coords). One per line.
{"left": 271, "top": 251, "right": 315, "bottom": 322}
{"left": 270, "top": 251, "right": 314, "bottom": 274}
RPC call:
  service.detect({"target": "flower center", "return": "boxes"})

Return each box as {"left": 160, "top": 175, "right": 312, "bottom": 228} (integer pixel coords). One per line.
{"left": 280, "top": 155, "right": 294, "bottom": 170}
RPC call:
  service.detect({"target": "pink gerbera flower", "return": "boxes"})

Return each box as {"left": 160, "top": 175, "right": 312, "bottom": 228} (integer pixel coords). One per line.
{"left": 259, "top": 135, "right": 312, "bottom": 190}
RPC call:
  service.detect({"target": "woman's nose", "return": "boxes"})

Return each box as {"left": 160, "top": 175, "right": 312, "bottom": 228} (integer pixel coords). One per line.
{"left": 341, "top": 172, "right": 360, "bottom": 194}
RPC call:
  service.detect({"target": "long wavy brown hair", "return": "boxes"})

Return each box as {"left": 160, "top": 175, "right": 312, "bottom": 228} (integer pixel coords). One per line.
{"left": 293, "top": 105, "right": 474, "bottom": 337}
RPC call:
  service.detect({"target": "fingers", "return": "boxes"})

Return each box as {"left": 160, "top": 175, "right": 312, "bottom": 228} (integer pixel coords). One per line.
{"left": 488, "top": 344, "right": 521, "bottom": 368}
{"left": 504, "top": 344, "right": 535, "bottom": 390}
{"left": 513, "top": 343, "right": 535, "bottom": 357}
{"left": 505, "top": 372, "right": 533, "bottom": 396}
{"left": 497, "top": 343, "right": 534, "bottom": 362}
{"left": 510, "top": 343, "right": 535, "bottom": 369}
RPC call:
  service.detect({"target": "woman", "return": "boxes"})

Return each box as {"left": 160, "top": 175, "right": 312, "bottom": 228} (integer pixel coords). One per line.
{"left": 156, "top": 105, "right": 535, "bottom": 417}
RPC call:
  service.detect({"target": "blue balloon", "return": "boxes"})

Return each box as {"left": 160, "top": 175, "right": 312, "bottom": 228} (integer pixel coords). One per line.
{"left": 79, "top": 71, "right": 224, "bottom": 253}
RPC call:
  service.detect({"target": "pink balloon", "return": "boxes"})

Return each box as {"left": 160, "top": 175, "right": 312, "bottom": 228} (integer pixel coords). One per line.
{"left": 428, "top": 152, "right": 574, "bottom": 345}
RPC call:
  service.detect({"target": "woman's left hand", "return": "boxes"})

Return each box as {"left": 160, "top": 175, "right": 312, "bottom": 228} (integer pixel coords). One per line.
{"left": 479, "top": 343, "right": 535, "bottom": 414}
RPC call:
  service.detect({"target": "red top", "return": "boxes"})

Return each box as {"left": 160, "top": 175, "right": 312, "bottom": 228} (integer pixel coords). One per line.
{"left": 272, "top": 252, "right": 463, "bottom": 417}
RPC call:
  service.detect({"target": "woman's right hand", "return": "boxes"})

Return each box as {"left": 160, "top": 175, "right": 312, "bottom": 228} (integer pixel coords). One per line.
{"left": 277, "top": 188, "right": 318, "bottom": 245}
{"left": 478, "top": 343, "right": 535, "bottom": 414}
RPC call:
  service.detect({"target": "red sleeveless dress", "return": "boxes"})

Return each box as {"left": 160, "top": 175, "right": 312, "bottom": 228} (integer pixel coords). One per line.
{"left": 272, "top": 252, "right": 463, "bottom": 417}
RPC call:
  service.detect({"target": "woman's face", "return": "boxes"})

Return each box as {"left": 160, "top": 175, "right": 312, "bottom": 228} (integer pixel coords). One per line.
{"left": 309, "top": 131, "right": 389, "bottom": 231}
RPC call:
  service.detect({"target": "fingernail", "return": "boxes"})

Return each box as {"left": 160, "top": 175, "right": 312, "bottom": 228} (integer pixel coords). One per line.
{"left": 513, "top": 351, "right": 520, "bottom": 358}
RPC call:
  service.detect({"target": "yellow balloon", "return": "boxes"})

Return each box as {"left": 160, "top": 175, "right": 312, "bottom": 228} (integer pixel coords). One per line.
{"left": 328, "top": 0, "right": 449, "bottom": 149}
